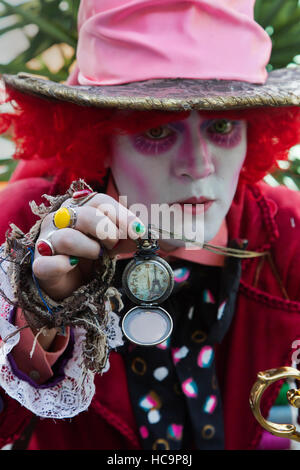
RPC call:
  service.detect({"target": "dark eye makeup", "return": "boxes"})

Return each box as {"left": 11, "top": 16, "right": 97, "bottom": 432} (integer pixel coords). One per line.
{"left": 202, "top": 120, "right": 243, "bottom": 148}
{"left": 131, "top": 119, "right": 243, "bottom": 155}
{"left": 132, "top": 128, "right": 177, "bottom": 154}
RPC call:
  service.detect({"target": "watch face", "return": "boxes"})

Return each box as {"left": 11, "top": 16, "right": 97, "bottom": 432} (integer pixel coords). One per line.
{"left": 122, "top": 306, "right": 173, "bottom": 346}
{"left": 126, "top": 259, "right": 172, "bottom": 303}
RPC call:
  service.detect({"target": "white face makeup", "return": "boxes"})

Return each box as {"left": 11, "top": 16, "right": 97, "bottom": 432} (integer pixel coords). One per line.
{"left": 109, "top": 110, "right": 247, "bottom": 244}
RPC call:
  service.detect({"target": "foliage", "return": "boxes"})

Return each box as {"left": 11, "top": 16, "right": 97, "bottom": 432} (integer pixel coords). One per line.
{"left": 0, "top": 0, "right": 299, "bottom": 187}
{"left": 0, "top": 0, "right": 79, "bottom": 80}
{"left": 255, "top": 0, "right": 300, "bottom": 70}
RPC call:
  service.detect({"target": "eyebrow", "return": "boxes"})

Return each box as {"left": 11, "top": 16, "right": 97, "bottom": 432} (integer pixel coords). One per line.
{"left": 168, "top": 111, "right": 244, "bottom": 127}
{"left": 198, "top": 110, "right": 243, "bottom": 120}
{"left": 168, "top": 122, "right": 186, "bottom": 132}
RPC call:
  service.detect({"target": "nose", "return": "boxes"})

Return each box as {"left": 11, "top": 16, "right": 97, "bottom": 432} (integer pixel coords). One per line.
{"left": 173, "top": 130, "right": 215, "bottom": 180}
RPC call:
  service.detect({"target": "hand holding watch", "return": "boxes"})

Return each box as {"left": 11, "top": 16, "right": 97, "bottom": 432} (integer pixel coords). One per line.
{"left": 121, "top": 229, "right": 174, "bottom": 346}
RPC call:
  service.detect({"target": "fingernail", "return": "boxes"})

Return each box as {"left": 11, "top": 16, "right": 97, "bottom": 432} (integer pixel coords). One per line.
{"left": 69, "top": 256, "right": 79, "bottom": 266}
{"left": 72, "top": 189, "right": 93, "bottom": 200}
{"left": 132, "top": 221, "right": 146, "bottom": 235}
{"left": 98, "top": 246, "right": 103, "bottom": 258}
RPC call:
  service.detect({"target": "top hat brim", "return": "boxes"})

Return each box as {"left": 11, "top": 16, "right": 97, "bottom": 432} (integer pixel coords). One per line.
{"left": 2, "top": 67, "right": 300, "bottom": 111}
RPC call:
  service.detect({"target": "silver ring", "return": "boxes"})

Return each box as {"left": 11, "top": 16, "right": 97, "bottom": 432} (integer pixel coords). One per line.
{"left": 67, "top": 206, "right": 78, "bottom": 229}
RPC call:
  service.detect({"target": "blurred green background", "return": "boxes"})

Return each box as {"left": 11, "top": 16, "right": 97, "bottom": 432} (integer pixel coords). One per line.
{"left": 0, "top": 0, "right": 299, "bottom": 188}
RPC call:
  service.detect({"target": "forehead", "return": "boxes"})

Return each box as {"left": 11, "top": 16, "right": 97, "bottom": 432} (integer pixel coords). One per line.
{"left": 165, "top": 110, "right": 243, "bottom": 125}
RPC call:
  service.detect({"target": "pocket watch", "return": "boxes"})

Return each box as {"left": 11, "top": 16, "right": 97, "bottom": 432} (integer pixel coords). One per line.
{"left": 122, "top": 233, "right": 174, "bottom": 346}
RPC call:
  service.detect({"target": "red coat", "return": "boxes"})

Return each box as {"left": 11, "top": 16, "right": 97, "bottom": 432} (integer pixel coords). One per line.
{"left": 0, "top": 177, "right": 299, "bottom": 450}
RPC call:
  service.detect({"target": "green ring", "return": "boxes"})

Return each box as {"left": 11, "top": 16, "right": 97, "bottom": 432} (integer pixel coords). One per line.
{"left": 69, "top": 256, "right": 79, "bottom": 266}
{"left": 132, "top": 221, "right": 146, "bottom": 234}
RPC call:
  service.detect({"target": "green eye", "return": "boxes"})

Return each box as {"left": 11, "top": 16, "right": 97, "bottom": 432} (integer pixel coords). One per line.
{"left": 211, "top": 120, "right": 233, "bottom": 134}
{"left": 145, "top": 126, "right": 172, "bottom": 139}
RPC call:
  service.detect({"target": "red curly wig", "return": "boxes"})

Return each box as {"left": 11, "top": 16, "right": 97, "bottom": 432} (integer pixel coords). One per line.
{"left": 0, "top": 87, "right": 299, "bottom": 192}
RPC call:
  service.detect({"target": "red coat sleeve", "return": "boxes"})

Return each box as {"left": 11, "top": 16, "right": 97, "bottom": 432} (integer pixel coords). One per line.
{"left": 258, "top": 182, "right": 300, "bottom": 302}
{"left": 0, "top": 177, "right": 54, "bottom": 244}
{"left": 0, "top": 177, "right": 53, "bottom": 447}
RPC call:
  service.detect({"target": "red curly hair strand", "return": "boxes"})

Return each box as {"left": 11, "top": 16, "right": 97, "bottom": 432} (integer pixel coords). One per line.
{"left": 0, "top": 87, "right": 299, "bottom": 191}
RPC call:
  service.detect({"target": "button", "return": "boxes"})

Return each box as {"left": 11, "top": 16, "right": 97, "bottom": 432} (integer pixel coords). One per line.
{"left": 29, "top": 370, "right": 40, "bottom": 382}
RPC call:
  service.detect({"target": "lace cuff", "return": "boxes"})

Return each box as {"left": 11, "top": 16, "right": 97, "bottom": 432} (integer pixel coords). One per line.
{"left": 0, "top": 306, "right": 93, "bottom": 418}
{"left": 0, "top": 296, "right": 123, "bottom": 418}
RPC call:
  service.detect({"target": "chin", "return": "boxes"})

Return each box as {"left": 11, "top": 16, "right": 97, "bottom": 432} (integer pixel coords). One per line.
{"left": 203, "top": 229, "right": 218, "bottom": 243}
{"left": 203, "top": 218, "right": 225, "bottom": 243}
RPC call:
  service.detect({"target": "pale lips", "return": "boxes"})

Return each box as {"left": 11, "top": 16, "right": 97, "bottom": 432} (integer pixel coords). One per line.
{"left": 174, "top": 196, "right": 215, "bottom": 214}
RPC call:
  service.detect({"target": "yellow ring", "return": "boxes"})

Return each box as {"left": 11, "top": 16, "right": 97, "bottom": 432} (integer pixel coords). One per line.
{"left": 53, "top": 207, "right": 75, "bottom": 229}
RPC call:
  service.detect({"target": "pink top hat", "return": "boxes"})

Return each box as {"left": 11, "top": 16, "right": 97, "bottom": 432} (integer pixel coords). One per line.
{"left": 72, "top": 0, "right": 271, "bottom": 86}
{"left": 3, "top": 0, "right": 300, "bottom": 110}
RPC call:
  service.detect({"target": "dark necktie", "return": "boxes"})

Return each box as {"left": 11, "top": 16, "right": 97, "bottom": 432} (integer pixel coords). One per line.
{"left": 116, "top": 243, "right": 241, "bottom": 450}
